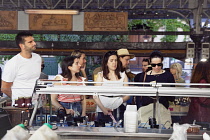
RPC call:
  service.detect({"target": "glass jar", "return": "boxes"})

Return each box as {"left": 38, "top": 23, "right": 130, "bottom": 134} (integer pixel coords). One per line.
{"left": 25, "top": 97, "right": 32, "bottom": 108}
{"left": 14, "top": 99, "right": 18, "bottom": 107}
{"left": 17, "top": 97, "right": 25, "bottom": 108}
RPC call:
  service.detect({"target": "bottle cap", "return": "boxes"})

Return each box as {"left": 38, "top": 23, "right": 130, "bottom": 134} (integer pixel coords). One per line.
{"left": 18, "top": 124, "right": 25, "bottom": 128}
{"left": 44, "top": 123, "right": 52, "bottom": 129}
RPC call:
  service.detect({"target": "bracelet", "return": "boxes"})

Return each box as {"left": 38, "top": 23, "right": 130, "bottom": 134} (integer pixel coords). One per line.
{"left": 58, "top": 106, "right": 64, "bottom": 110}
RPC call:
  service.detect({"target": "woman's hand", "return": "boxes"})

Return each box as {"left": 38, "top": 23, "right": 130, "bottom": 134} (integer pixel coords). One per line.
{"left": 80, "top": 63, "right": 86, "bottom": 71}
{"left": 65, "top": 109, "right": 75, "bottom": 115}
{"left": 103, "top": 108, "right": 112, "bottom": 115}
{"left": 81, "top": 113, "right": 86, "bottom": 117}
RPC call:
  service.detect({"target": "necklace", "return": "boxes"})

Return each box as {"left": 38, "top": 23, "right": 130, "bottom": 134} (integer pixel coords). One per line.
{"left": 150, "top": 70, "right": 164, "bottom": 75}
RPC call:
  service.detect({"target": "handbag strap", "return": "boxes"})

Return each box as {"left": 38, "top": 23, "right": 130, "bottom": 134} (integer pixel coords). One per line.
{"left": 143, "top": 72, "right": 157, "bottom": 100}
{"left": 143, "top": 72, "right": 147, "bottom": 83}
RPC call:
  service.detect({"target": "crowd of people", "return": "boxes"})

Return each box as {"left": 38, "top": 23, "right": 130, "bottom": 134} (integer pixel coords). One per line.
{"left": 1, "top": 31, "right": 210, "bottom": 128}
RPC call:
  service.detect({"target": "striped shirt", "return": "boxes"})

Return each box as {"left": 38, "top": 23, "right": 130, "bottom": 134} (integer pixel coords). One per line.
{"left": 55, "top": 75, "right": 85, "bottom": 103}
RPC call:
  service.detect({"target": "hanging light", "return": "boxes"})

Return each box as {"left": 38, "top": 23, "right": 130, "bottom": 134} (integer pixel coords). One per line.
{"left": 24, "top": 9, "right": 79, "bottom": 15}
{"left": 200, "top": 43, "right": 209, "bottom": 62}
{"left": 200, "top": 58, "right": 207, "bottom": 62}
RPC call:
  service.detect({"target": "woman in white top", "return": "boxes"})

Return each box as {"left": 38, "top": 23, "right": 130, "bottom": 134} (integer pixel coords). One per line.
{"left": 94, "top": 51, "right": 130, "bottom": 123}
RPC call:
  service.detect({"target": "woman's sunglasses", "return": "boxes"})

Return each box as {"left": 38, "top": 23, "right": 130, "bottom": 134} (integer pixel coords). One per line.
{"left": 151, "top": 63, "right": 163, "bottom": 67}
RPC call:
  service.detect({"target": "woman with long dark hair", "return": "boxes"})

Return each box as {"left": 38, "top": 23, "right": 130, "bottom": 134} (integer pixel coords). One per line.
{"left": 184, "top": 61, "right": 210, "bottom": 123}
{"left": 135, "top": 50, "right": 175, "bottom": 128}
{"left": 94, "top": 51, "right": 130, "bottom": 123}
{"left": 135, "top": 50, "right": 175, "bottom": 109}
{"left": 51, "top": 56, "right": 86, "bottom": 117}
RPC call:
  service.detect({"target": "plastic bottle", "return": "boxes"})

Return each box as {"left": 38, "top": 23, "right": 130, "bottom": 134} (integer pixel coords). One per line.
{"left": 124, "top": 105, "right": 138, "bottom": 133}
{"left": 29, "top": 123, "right": 58, "bottom": 140}
{"left": 2, "top": 124, "right": 30, "bottom": 140}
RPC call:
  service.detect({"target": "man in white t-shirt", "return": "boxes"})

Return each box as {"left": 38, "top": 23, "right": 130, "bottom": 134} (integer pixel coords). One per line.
{"left": 1, "top": 32, "right": 41, "bottom": 105}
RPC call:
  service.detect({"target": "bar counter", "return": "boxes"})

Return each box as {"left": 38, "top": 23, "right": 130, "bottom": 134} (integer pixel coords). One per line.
{"left": 30, "top": 126, "right": 204, "bottom": 140}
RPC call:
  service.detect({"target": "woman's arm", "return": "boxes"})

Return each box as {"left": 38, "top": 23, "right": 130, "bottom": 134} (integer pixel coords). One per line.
{"left": 93, "top": 72, "right": 112, "bottom": 115}
{"left": 81, "top": 95, "right": 86, "bottom": 116}
{"left": 122, "top": 74, "right": 130, "bottom": 102}
{"left": 94, "top": 72, "right": 103, "bottom": 86}
{"left": 51, "top": 75, "right": 63, "bottom": 109}
{"left": 93, "top": 95, "right": 112, "bottom": 115}
{"left": 51, "top": 94, "right": 63, "bottom": 109}
{"left": 51, "top": 94, "right": 74, "bottom": 115}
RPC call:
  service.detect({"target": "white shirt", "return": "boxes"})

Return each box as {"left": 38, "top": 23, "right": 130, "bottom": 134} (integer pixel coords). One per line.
{"left": 2, "top": 53, "right": 41, "bottom": 105}
{"left": 96, "top": 71, "right": 126, "bottom": 112}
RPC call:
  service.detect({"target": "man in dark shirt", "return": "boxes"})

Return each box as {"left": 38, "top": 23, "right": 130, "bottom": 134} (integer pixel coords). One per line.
{"left": 0, "top": 67, "right": 2, "bottom": 96}
{"left": 134, "top": 58, "right": 150, "bottom": 82}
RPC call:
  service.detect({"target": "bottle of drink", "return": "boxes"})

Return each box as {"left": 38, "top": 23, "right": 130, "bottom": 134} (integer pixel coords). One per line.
{"left": 29, "top": 123, "right": 58, "bottom": 140}
{"left": 2, "top": 124, "right": 30, "bottom": 140}
{"left": 124, "top": 105, "right": 138, "bottom": 133}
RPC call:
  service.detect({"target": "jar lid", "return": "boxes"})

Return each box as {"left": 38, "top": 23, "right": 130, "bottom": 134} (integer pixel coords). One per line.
{"left": 189, "top": 124, "right": 201, "bottom": 128}
{"left": 18, "top": 124, "right": 25, "bottom": 128}
{"left": 44, "top": 123, "right": 52, "bottom": 129}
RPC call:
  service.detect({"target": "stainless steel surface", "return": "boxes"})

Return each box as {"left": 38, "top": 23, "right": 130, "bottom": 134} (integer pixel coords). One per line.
{"left": 30, "top": 126, "right": 204, "bottom": 140}
{"left": 32, "top": 83, "right": 210, "bottom": 139}
{"left": 36, "top": 84, "right": 210, "bottom": 97}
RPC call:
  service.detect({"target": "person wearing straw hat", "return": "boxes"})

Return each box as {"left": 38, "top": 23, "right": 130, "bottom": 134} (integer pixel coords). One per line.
{"left": 117, "top": 48, "right": 135, "bottom": 119}
{"left": 117, "top": 48, "right": 136, "bottom": 81}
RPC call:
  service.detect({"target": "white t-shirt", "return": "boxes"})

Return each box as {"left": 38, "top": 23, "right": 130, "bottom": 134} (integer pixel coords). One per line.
{"left": 2, "top": 53, "right": 41, "bottom": 105}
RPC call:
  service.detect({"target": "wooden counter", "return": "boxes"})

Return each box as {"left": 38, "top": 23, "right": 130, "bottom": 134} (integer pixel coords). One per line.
{"left": 2, "top": 106, "right": 31, "bottom": 127}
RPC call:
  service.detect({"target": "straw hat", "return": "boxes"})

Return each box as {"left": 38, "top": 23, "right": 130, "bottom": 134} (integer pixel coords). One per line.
{"left": 117, "top": 48, "right": 135, "bottom": 59}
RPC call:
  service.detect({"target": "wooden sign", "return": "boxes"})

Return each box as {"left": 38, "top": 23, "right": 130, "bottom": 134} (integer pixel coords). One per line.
{"left": 84, "top": 12, "right": 128, "bottom": 31}
{"left": 0, "top": 11, "right": 17, "bottom": 30}
{"left": 29, "top": 14, "right": 72, "bottom": 31}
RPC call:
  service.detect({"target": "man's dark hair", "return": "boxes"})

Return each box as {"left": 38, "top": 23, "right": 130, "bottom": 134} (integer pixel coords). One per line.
{"left": 142, "top": 58, "right": 152, "bottom": 72}
{"left": 142, "top": 58, "right": 150, "bottom": 63}
{"left": 15, "top": 32, "right": 33, "bottom": 47}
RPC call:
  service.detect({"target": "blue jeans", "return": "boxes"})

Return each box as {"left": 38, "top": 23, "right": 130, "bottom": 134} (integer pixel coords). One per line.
{"left": 60, "top": 101, "right": 82, "bottom": 117}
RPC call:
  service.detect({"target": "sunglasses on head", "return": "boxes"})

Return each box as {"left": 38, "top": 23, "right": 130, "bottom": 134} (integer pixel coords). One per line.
{"left": 151, "top": 63, "right": 163, "bottom": 67}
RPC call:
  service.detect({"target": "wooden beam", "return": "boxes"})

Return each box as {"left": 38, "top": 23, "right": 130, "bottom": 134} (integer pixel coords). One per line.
{"left": 0, "top": 48, "right": 186, "bottom": 58}
{"left": 0, "top": 30, "right": 192, "bottom": 35}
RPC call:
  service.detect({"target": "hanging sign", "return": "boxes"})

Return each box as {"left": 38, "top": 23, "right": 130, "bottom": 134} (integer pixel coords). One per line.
{"left": 29, "top": 14, "right": 72, "bottom": 31}
{"left": 0, "top": 11, "right": 17, "bottom": 30}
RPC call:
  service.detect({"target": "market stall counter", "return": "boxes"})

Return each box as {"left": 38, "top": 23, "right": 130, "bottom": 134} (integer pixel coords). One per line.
{"left": 32, "top": 81, "right": 210, "bottom": 140}
{"left": 29, "top": 126, "right": 204, "bottom": 140}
